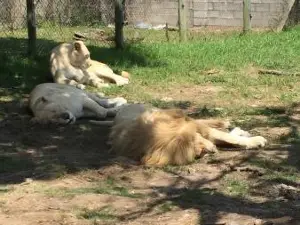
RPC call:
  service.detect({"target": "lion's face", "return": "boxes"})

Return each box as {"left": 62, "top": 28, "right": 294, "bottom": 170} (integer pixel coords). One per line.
{"left": 44, "top": 110, "right": 76, "bottom": 125}
{"left": 70, "top": 41, "right": 91, "bottom": 69}
{"left": 34, "top": 97, "right": 77, "bottom": 124}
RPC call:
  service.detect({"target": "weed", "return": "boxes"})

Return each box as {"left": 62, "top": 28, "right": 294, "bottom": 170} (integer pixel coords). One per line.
{"left": 78, "top": 206, "right": 117, "bottom": 221}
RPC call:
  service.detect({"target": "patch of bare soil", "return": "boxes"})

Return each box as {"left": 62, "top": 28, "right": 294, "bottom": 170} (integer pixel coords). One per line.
{"left": 148, "top": 84, "right": 223, "bottom": 105}
{"left": 1, "top": 99, "right": 300, "bottom": 225}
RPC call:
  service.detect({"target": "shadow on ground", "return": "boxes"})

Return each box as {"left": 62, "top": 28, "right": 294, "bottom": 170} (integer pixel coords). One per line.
{"left": 108, "top": 103, "right": 300, "bottom": 224}
{"left": 2, "top": 99, "right": 300, "bottom": 224}
{"left": 1, "top": 37, "right": 300, "bottom": 224}
{"left": 0, "top": 36, "right": 164, "bottom": 184}
{"left": 0, "top": 99, "right": 132, "bottom": 184}
{"left": 0, "top": 37, "right": 164, "bottom": 92}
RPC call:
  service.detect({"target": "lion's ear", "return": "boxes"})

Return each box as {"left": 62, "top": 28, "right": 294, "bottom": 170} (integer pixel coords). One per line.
{"left": 74, "top": 42, "right": 81, "bottom": 51}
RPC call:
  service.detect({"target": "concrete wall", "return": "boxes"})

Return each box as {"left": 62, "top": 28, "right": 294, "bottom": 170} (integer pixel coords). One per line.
{"left": 126, "top": 0, "right": 181, "bottom": 26}
{"left": 126, "top": 0, "right": 294, "bottom": 29}
{"left": 192, "top": 0, "right": 287, "bottom": 28}
{"left": 0, "top": 0, "right": 294, "bottom": 30}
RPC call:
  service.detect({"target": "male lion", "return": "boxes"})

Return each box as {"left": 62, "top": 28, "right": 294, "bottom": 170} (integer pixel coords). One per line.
{"left": 50, "top": 40, "right": 130, "bottom": 90}
{"left": 29, "top": 83, "right": 127, "bottom": 124}
{"left": 104, "top": 104, "right": 267, "bottom": 167}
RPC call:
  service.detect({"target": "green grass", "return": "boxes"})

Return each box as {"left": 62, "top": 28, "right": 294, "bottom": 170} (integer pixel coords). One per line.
{"left": 1, "top": 25, "right": 300, "bottom": 223}
{"left": 78, "top": 206, "right": 117, "bottom": 221}
{"left": 157, "top": 201, "right": 176, "bottom": 213}
{"left": 2, "top": 25, "right": 300, "bottom": 93}
{"left": 0, "top": 185, "right": 13, "bottom": 194}
{"left": 223, "top": 177, "right": 250, "bottom": 197}
{"left": 248, "top": 157, "right": 300, "bottom": 182}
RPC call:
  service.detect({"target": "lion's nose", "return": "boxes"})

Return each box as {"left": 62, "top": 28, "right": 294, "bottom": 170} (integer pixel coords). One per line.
{"left": 60, "top": 112, "right": 70, "bottom": 120}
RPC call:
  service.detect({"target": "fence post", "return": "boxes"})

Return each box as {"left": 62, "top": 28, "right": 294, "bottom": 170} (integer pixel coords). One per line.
{"left": 178, "top": 0, "right": 187, "bottom": 42}
{"left": 26, "top": 0, "right": 36, "bottom": 56}
{"left": 243, "top": 0, "right": 251, "bottom": 33}
{"left": 115, "top": 0, "right": 125, "bottom": 49}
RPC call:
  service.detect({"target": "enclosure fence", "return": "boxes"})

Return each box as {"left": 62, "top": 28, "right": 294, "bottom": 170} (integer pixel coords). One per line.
{"left": 1, "top": 0, "right": 290, "bottom": 56}
{"left": 0, "top": 0, "right": 186, "bottom": 56}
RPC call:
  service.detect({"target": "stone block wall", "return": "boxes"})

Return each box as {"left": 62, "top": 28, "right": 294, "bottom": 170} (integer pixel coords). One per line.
{"left": 126, "top": 0, "right": 294, "bottom": 29}
{"left": 192, "top": 0, "right": 287, "bottom": 28}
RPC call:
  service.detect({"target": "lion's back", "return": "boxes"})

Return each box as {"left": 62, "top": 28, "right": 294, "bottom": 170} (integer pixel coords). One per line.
{"left": 29, "top": 83, "right": 85, "bottom": 111}
{"left": 50, "top": 43, "right": 72, "bottom": 75}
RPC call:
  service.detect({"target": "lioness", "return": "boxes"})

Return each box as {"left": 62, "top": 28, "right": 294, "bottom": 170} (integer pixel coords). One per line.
{"left": 29, "top": 83, "right": 127, "bottom": 124}
{"left": 50, "top": 40, "right": 130, "bottom": 90}
{"left": 104, "top": 104, "right": 267, "bottom": 167}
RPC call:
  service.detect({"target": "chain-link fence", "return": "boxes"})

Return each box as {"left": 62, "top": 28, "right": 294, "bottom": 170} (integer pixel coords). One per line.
{"left": 0, "top": 0, "right": 182, "bottom": 56}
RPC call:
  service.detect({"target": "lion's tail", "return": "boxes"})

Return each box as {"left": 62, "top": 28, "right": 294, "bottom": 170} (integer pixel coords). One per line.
{"left": 88, "top": 120, "right": 114, "bottom": 126}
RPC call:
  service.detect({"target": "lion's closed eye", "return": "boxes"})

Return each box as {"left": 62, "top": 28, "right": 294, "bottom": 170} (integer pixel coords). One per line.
{"left": 60, "top": 112, "right": 71, "bottom": 120}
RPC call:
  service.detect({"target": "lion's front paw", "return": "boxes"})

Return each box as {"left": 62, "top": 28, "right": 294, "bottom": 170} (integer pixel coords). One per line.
{"left": 115, "top": 77, "right": 129, "bottom": 86}
{"left": 96, "top": 92, "right": 105, "bottom": 97}
{"left": 106, "top": 97, "right": 127, "bottom": 108}
{"left": 95, "top": 83, "right": 110, "bottom": 88}
{"left": 112, "top": 97, "right": 127, "bottom": 107}
{"left": 205, "top": 144, "right": 219, "bottom": 154}
{"left": 202, "top": 141, "right": 218, "bottom": 154}
{"left": 76, "top": 84, "right": 86, "bottom": 90}
{"left": 230, "top": 127, "right": 251, "bottom": 137}
{"left": 245, "top": 136, "right": 267, "bottom": 149}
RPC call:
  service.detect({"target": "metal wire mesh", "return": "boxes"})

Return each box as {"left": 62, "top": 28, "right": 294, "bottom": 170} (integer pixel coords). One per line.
{"left": 0, "top": 0, "right": 27, "bottom": 34}
{"left": 124, "top": 0, "right": 180, "bottom": 43}
{"left": 0, "top": 0, "right": 180, "bottom": 56}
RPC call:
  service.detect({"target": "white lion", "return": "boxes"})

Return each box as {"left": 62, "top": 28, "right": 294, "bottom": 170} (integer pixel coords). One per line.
{"left": 29, "top": 83, "right": 127, "bottom": 124}
{"left": 50, "top": 40, "right": 130, "bottom": 90}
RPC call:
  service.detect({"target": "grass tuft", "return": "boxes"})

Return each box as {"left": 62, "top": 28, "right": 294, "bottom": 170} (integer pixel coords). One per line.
{"left": 78, "top": 206, "right": 117, "bottom": 221}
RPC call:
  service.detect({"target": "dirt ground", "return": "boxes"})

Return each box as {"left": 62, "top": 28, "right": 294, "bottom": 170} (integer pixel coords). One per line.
{"left": 1, "top": 97, "right": 300, "bottom": 225}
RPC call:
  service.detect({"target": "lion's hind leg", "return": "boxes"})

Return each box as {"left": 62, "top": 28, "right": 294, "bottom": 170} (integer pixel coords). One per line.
{"left": 85, "top": 75, "right": 110, "bottom": 89}
{"left": 230, "top": 127, "right": 251, "bottom": 137}
{"left": 83, "top": 97, "right": 125, "bottom": 119}
{"left": 82, "top": 97, "right": 109, "bottom": 119}
{"left": 54, "top": 70, "right": 85, "bottom": 89}
{"left": 87, "top": 93, "right": 127, "bottom": 108}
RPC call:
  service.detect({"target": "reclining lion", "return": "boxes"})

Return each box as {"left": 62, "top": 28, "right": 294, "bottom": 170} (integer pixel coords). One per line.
{"left": 29, "top": 83, "right": 127, "bottom": 124}
{"left": 103, "top": 104, "right": 268, "bottom": 167}
{"left": 50, "top": 40, "right": 130, "bottom": 90}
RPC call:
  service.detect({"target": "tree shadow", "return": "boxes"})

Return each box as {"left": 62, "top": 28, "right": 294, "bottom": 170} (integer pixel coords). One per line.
{"left": 232, "top": 103, "right": 300, "bottom": 172}
{"left": 0, "top": 98, "right": 139, "bottom": 185}
{"left": 1, "top": 37, "right": 300, "bottom": 222}
{"left": 87, "top": 44, "right": 165, "bottom": 69}
{"left": 101, "top": 103, "right": 300, "bottom": 224}
{"left": 0, "top": 38, "right": 55, "bottom": 91}
{"left": 0, "top": 36, "right": 167, "bottom": 184}
{"left": 149, "top": 100, "right": 224, "bottom": 118}
{"left": 112, "top": 151, "right": 300, "bottom": 224}
{"left": 0, "top": 37, "right": 165, "bottom": 92}
{"left": 1, "top": 100, "right": 300, "bottom": 223}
